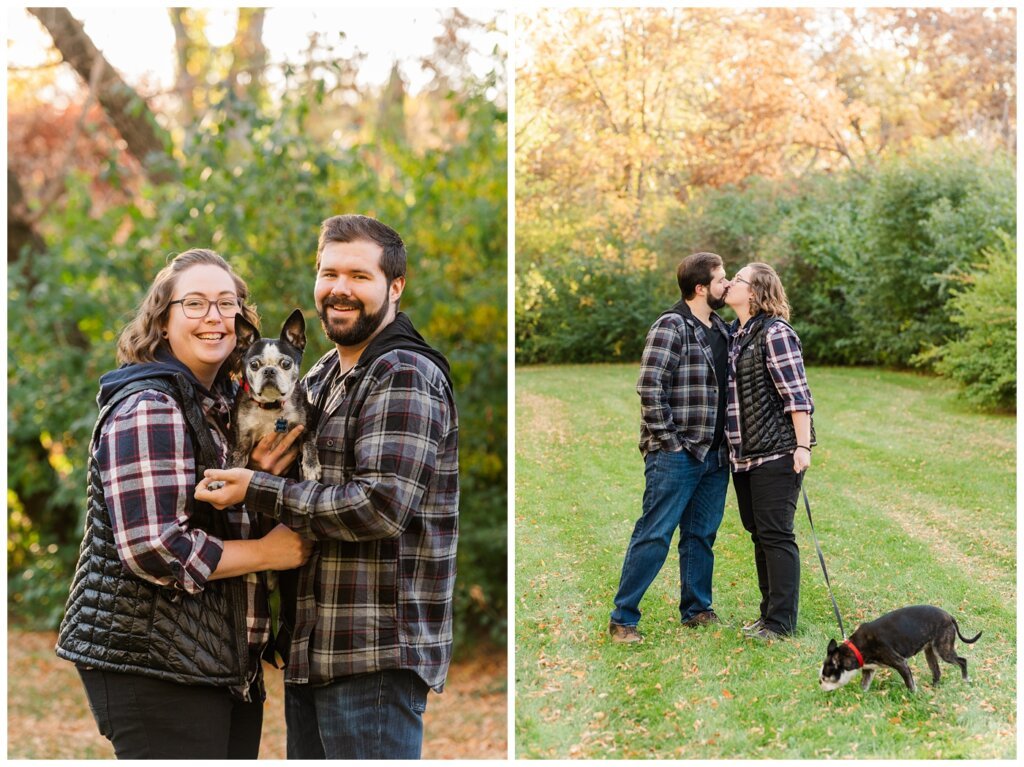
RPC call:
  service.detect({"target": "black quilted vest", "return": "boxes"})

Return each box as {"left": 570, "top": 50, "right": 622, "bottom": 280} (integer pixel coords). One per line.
{"left": 734, "top": 314, "right": 816, "bottom": 460}
{"left": 55, "top": 375, "right": 250, "bottom": 693}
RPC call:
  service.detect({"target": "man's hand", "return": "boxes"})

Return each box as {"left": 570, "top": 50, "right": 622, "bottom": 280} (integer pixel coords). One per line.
{"left": 259, "top": 523, "right": 313, "bottom": 570}
{"left": 793, "top": 447, "right": 812, "bottom": 473}
{"left": 195, "top": 468, "right": 255, "bottom": 509}
{"left": 249, "top": 425, "right": 304, "bottom": 475}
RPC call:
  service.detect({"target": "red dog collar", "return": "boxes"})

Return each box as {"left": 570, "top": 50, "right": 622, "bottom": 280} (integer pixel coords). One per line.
{"left": 843, "top": 639, "right": 864, "bottom": 668}
{"left": 242, "top": 379, "right": 284, "bottom": 410}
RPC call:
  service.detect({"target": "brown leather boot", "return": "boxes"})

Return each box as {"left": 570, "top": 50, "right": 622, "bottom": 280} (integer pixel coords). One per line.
{"left": 608, "top": 622, "right": 643, "bottom": 644}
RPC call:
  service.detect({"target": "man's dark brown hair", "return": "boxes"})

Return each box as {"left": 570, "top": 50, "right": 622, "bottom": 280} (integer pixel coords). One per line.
{"left": 316, "top": 214, "right": 407, "bottom": 284}
{"left": 676, "top": 252, "right": 723, "bottom": 300}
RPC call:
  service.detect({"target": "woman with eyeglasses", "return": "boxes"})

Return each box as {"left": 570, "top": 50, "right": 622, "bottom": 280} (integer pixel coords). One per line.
{"left": 55, "top": 248, "right": 311, "bottom": 758}
{"left": 723, "top": 263, "right": 815, "bottom": 642}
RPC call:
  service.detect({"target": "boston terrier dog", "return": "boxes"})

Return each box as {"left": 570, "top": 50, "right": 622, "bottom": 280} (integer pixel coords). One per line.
{"left": 208, "top": 309, "right": 321, "bottom": 489}
{"left": 819, "top": 605, "right": 981, "bottom": 693}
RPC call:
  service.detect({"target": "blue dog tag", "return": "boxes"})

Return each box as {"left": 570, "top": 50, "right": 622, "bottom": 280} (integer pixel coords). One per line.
{"left": 275, "top": 418, "right": 288, "bottom": 433}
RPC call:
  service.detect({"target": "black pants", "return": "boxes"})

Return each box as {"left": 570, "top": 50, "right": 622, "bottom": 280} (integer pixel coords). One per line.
{"left": 77, "top": 667, "right": 262, "bottom": 759}
{"left": 733, "top": 456, "right": 804, "bottom": 635}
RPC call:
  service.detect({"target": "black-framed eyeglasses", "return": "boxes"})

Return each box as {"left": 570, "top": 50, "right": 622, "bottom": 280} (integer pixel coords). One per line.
{"left": 169, "top": 296, "right": 241, "bottom": 319}
{"left": 731, "top": 277, "right": 751, "bottom": 287}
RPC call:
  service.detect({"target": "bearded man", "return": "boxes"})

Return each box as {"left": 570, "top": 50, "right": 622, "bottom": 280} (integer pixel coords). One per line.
{"left": 198, "top": 214, "right": 459, "bottom": 759}
{"left": 608, "top": 252, "right": 731, "bottom": 643}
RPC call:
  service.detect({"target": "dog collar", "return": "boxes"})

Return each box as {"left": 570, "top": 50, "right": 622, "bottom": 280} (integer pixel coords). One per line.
{"left": 843, "top": 639, "right": 864, "bottom": 668}
{"left": 242, "top": 379, "right": 284, "bottom": 410}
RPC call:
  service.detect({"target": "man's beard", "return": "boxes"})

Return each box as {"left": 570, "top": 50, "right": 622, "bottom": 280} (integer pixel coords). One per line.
{"left": 319, "top": 294, "right": 390, "bottom": 346}
{"left": 708, "top": 293, "right": 727, "bottom": 311}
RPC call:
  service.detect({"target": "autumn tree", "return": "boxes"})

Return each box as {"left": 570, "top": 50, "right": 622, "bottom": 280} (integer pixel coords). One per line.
{"left": 26, "top": 7, "right": 175, "bottom": 181}
{"left": 516, "top": 8, "right": 874, "bottom": 259}
{"left": 809, "top": 8, "right": 1016, "bottom": 156}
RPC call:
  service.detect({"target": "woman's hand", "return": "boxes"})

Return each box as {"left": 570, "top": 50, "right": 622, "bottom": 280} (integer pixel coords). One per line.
{"left": 195, "top": 468, "right": 255, "bottom": 509}
{"left": 258, "top": 523, "right": 313, "bottom": 571}
{"left": 793, "top": 446, "right": 812, "bottom": 473}
{"left": 249, "top": 425, "right": 304, "bottom": 475}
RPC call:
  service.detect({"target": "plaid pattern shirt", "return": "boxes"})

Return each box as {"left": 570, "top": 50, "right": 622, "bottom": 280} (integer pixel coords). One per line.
{"left": 96, "top": 388, "right": 271, "bottom": 658}
{"left": 245, "top": 347, "right": 459, "bottom": 692}
{"left": 637, "top": 307, "right": 730, "bottom": 464}
{"left": 726, "top": 319, "right": 814, "bottom": 472}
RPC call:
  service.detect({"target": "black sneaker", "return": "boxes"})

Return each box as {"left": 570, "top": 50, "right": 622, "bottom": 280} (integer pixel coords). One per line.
{"left": 741, "top": 617, "right": 765, "bottom": 635}
{"left": 608, "top": 622, "right": 643, "bottom": 644}
{"left": 681, "top": 610, "right": 721, "bottom": 628}
{"left": 747, "top": 626, "right": 785, "bottom": 642}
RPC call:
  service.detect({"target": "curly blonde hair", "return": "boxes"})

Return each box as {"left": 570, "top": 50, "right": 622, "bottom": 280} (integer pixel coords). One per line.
{"left": 116, "top": 248, "right": 259, "bottom": 378}
{"left": 745, "top": 262, "right": 791, "bottom": 321}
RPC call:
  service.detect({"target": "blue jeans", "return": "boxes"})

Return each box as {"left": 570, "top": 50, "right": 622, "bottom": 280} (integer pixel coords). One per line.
{"left": 611, "top": 448, "right": 729, "bottom": 626}
{"left": 285, "top": 670, "right": 429, "bottom": 759}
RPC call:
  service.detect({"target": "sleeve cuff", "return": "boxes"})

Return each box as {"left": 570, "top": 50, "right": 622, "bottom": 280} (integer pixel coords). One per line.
{"left": 245, "top": 471, "right": 288, "bottom": 520}
{"left": 146, "top": 531, "right": 224, "bottom": 595}
{"left": 184, "top": 534, "right": 225, "bottom": 593}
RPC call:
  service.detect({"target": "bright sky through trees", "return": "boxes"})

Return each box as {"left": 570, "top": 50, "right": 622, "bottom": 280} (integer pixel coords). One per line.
{"left": 8, "top": 7, "right": 501, "bottom": 99}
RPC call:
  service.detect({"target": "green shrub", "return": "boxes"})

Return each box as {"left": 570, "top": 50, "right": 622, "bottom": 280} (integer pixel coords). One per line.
{"left": 657, "top": 176, "right": 786, "bottom": 269}
{"left": 759, "top": 172, "right": 872, "bottom": 364}
{"left": 516, "top": 253, "right": 667, "bottom": 364}
{"left": 850, "top": 143, "right": 1016, "bottom": 367}
{"left": 916, "top": 232, "right": 1016, "bottom": 411}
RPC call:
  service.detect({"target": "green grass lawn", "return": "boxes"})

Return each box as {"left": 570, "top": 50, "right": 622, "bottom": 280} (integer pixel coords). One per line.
{"left": 514, "top": 364, "right": 1015, "bottom": 759}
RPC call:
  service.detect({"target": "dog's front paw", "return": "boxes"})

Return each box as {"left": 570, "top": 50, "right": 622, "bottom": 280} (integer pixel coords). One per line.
{"left": 302, "top": 458, "right": 322, "bottom": 482}
{"left": 207, "top": 480, "right": 226, "bottom": 491}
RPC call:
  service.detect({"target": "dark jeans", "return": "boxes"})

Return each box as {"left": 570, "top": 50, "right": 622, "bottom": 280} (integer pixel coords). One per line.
{"left": 733, "top": 455, "right": 804, "bottom": 634}
{"left": 611, "top": 448, "right": 729, "bottom": 626}
{"left": 285, "top": 669, "right": 430, "bottom": 759}
{"left": 77, "top": 667, "right": 262, "bottom": 759}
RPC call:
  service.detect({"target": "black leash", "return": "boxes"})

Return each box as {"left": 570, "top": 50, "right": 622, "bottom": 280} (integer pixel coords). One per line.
{"left": 801, "top": 480, "right": 847, "bottom": 639}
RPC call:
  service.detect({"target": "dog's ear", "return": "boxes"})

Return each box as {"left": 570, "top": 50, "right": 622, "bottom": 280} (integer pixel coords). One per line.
{"left": 827, "top": 638, "right": 837, "bottom": 653}
{"left": 234, "top": 313, "right": 260, "bottom": 353}
{"left": 281, "top": 308, "right": 306, "bottom": 351}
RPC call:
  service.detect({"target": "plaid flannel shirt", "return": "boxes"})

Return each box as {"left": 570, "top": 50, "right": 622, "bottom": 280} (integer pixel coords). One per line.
{"left": 245, "top": 347, "right": 459, "bottom": 692}
{"left": 96, "top": 388, "right": 271, "bottom": 658}
{"left": 637, "top": 307, "right": 730, "bottom": 463}
{"left": 726, "top": 319, "right": 814, "bottom": 472}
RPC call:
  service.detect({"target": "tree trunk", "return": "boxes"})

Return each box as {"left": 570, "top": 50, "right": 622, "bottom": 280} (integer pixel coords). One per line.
{"left": 378, "top": 63, "right": 408, "bottom": 144}
{"left": 169, "top": 7, "right": 198, "bottom": 126}
{"left": 27, "top": 7, "right": 176, "bottom": 183}
{"left": 228, "top": 8, "right": 267, "bottom": 102}
{"left": 7, "top": 168, "right": 46, "bottom": 277}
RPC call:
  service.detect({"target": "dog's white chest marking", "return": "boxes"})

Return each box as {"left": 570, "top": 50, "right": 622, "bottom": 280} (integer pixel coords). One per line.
{"left": 237, "top": 395, "right": 304, "bottom": 443}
